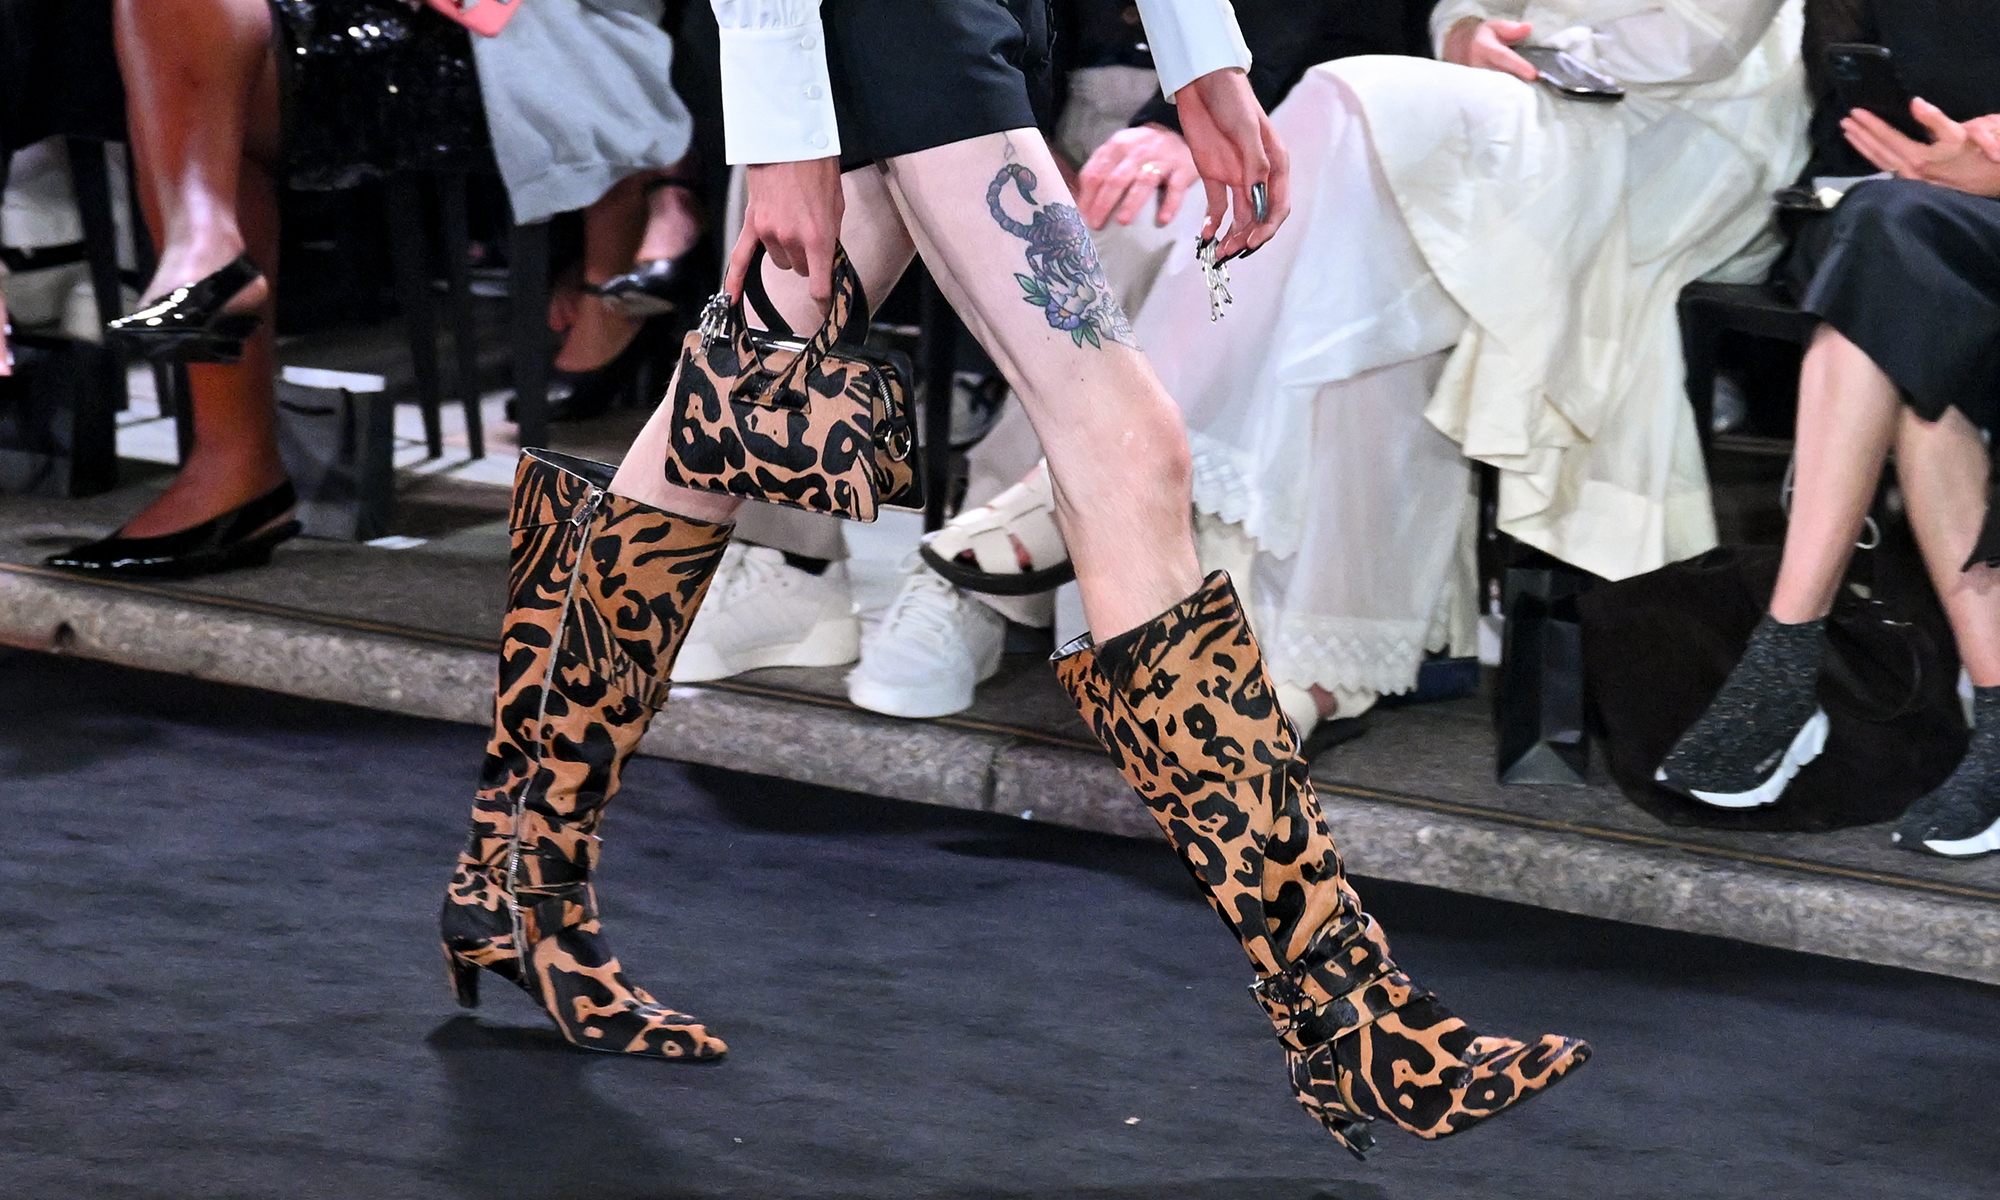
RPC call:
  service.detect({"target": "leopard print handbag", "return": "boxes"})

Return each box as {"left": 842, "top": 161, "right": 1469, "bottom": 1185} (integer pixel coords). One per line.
{"left": 661, "top": 244, "right": 922, "bottom": 522}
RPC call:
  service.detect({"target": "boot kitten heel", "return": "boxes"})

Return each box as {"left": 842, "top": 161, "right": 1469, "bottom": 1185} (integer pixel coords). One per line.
{"left": 445, "top": 947, "right": 482, "bottom": 1009}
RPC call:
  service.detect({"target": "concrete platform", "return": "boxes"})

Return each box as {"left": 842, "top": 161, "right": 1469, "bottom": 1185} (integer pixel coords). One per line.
{"left": 5, "top": 473, "right": 1997, "bottom": 990}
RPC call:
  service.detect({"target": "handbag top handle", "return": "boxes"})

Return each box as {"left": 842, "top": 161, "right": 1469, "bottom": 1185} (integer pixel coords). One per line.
{"left": 726, "top": 243, "right": 873, "bottom": 409}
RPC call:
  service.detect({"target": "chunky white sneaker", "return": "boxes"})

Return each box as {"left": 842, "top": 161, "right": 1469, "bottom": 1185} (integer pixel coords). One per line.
{"left": 846, "top": 559, "right": 1006, "bottom": 718}
{"left": 670, "top": 544, "right": 861, "bottom": 682}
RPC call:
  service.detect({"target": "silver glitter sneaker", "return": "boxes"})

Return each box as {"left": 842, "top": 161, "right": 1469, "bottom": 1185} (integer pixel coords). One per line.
{"left": 1893, "top": 686, "right": 2000, "bottom": 857}
{"left": 1656, "top": 614, "right": 1830, "bottom": 809}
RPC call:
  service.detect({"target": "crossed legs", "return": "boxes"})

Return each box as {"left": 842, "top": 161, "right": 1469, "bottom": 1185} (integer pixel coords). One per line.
{"left": 1770, "top": 325, "right": 2000, "bottom": 681}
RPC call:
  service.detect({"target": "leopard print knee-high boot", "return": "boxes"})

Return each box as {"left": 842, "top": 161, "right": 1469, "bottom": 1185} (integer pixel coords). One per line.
{"left": 441, "top": 448, "right": 732, "bottom": 1059}
{"left": 1053, "top": 573, "right": 1589, "bottom": 1158}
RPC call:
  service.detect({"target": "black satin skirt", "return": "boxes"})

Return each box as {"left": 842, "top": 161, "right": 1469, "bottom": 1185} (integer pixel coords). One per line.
{"left": 1783, "top": 177, "right": 2000, "bottom": 567}
{"left": 270, "top": 0, "right": 494, "bottom": 190}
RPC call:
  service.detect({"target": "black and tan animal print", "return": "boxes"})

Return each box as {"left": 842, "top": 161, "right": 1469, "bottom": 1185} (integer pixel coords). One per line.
{"left": 662, "top": 244, "right": 919, "bottom": 522}
{"left": 1053, "top": 573, "right": 1588, "bottom": 1157}
{"left": 441, "top": 448, "right": 731, "bottom": 1060}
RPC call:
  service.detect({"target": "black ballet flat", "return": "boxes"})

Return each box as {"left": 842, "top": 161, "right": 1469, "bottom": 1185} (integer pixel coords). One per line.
{"left": 105, "top": 254, "right": 265, "bottom": 364}
{"left": 594, "top": 178, "right": 705, "bottom": 319}
{"left": 46, "top": 480, "right": 301, "bottom": 579}
{"left": 594, "top": 258, "right": 683, "bottom": 318}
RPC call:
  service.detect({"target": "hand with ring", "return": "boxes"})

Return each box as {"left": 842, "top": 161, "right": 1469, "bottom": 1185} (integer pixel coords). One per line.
{"left": 1077, "top": 122, "right": 1203, "bottom": 230}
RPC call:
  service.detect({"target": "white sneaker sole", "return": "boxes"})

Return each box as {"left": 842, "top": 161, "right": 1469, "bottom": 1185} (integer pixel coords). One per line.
{"left": 846, "top": 640, "right": 1004, "bottom": 720}
{"left": 669, "top": 616, "right": 861, "bottom": 683}
{"left": 1657, "top": 707, "right": 1830, "bottom": 809}
{"left": 1922, "top": 815, "right": 2000, "bottom": 857}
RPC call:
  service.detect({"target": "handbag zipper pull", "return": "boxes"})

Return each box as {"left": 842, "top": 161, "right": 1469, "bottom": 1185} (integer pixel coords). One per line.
{"left": 697, "top": 293, "right": 732, "bottom": 347}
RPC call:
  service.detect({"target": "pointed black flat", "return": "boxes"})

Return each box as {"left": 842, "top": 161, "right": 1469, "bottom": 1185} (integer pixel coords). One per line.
{"left": 105, "top": 254, "right": 266, "bottom": 364}
{"left": 46, "top": 480, "right": 300, "bottom": 579}
{"left": 594, "top": 258, "right": 683, "bottom": 318}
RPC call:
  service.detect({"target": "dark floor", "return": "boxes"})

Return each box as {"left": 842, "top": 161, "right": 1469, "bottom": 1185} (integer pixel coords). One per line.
{"left": 2, "top": 651, "right": 1995, "bottom": 1200}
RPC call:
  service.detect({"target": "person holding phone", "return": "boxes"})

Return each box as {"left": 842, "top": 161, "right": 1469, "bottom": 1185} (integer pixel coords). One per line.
{"left": 1658, "top": 1, "right": 2000, "bottom": 856}
{"left": 1041, "top": 0, "right": 1808, "bottom": 741}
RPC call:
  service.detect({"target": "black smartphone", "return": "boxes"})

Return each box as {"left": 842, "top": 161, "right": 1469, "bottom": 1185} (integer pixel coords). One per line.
{"left": 1826, "top": 43, "right": 1929, "bottom": 141}
{"left": 1516, "top": 47, "right": 1625, "bottom": 102}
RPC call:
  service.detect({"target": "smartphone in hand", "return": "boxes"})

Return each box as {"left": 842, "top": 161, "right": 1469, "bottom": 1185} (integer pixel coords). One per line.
{"left": 1516, "top": 47, "right": 1625, "bottom": 102}
{"left": 1827, "top": 43, "right": 1929, "bottom": 141}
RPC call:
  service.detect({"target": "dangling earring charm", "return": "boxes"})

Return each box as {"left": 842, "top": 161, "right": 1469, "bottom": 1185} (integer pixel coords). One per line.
{"left": 1195, "top": 236, "right": 1234, "bottom": 322}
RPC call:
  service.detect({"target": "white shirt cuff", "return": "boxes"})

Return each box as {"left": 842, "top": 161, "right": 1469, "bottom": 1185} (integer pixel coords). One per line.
{"left": 718, "top": 24, "right": 842, "bottom": 165}
{"left": 1135, "top": 0, "right": 1252, "bottom": 100}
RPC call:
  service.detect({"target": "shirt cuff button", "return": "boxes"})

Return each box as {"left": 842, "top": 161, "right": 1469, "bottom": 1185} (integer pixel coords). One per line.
{"left": 811, "top": 132, "right": 831, "bottom": 149}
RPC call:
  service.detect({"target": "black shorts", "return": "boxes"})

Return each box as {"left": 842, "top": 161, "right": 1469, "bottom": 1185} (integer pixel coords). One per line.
{"left": 826, "top": 0, "right": 1054, "bottom": 169}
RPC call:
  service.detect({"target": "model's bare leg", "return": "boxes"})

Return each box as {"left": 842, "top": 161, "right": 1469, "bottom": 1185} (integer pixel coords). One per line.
{"left": 113, "top": 0, "right": 287, "bottom": 538}
{"left": 609, "top": 165, "right": 916, "bottom": 519}
{"left": 874, "top": 131, "right": 1198, "bottom": 637}
{"left": 623, "top": 130, "right": 1198, "bottom": 636}
{"left": 1768, "top": 325, "right": 1904, "bottom": 623}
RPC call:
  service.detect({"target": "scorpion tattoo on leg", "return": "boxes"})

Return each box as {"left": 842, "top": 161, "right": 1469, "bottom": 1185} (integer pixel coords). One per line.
{"left": 987, "top": 162, "right": 1138, "bottom": 350}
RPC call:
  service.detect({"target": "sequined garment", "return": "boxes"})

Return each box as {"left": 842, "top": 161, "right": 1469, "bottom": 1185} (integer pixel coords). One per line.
{"left": 270, "top": 0, "right": 494, "bottom": 190}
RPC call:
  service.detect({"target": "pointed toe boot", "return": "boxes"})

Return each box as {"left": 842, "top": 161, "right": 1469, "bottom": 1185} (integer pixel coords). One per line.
{"left": 441, "top": 448, "right": 732, "bottom": 1060}
{"left": 1054, "top": 573, "right": 1588, "bottom": 1157}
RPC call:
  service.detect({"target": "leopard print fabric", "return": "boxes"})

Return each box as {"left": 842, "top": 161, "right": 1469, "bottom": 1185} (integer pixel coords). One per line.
{"left": 1053, "top": 572, "right": 1588, "bottom": 1156}
{"left": 441, "top": 449, "right": 731, "bottom": 1060}
{"left": 662, "top": 246, "right": 918, "bottom": 521}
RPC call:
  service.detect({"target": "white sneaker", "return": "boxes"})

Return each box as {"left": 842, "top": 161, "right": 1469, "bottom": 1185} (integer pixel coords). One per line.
{"left": 670, "top": 544, "right": 861, "bottom": 682}
{"left": 846, "top": 559, "right": 1006, "bottom": 718}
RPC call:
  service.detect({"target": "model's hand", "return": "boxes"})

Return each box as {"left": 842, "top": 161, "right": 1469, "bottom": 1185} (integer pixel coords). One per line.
{"left": 1177, "top": 68, "right": 1289, "bottom": 259}
{"left": 727, "top": 157, "right": 845, "bottom": 306}
{"left": 1077, "top": 123, "right": 1201, "bottom": 230}
{"left": 1845, "top": 99, "right": 2000, "bottom": 198}
{"left": 1441, "top": 18, "right": 1538, "bottom": 82}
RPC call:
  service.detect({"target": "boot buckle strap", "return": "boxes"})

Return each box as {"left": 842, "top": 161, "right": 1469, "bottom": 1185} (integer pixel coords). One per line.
{"left": 510, "top": 879, "right": 597, "bottom": 936}
{"left": 1251, "top": 922, "right": 1398, "bottom": 1048}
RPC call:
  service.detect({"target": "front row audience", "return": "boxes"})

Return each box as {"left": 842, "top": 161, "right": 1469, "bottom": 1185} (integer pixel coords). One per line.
{"left": 8, "top": 0, "right": 2000, "bottom": 856}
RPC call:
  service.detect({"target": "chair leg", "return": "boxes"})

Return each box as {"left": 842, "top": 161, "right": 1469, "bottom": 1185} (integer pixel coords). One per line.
{"left": 508, "top": 221, "right": 552, "bottom": 452}
{"left": 162, "top": 363, "right": 195, "bottom": 464}
{"left": 64, "top": 139, "right": 124, "bottom": 494}
{"left": 440, "top": 172, "right": 485, "bottom": 459}
{"left": 918, "top": 271, "right": 958, "bottom": 533}
{"left": 1678, "top": 295, "right": 1722, "bottom": 454}
{"left": 385, "top": 174, "right": 445, "bottom": 459}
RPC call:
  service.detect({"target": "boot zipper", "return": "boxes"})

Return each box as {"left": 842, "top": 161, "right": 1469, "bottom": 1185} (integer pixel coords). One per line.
{"left": 506, "top": 484, "right": 605, "bottom": 960}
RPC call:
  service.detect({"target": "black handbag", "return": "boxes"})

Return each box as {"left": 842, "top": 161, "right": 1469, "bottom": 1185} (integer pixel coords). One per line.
{"left": 1580, "top": 520, "right": 1968, "bottom": 832}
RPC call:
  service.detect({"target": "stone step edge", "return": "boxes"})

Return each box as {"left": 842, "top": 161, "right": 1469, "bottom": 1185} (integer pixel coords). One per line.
{"left": 3, "top": 562, "right": 1994, "bottom": 987}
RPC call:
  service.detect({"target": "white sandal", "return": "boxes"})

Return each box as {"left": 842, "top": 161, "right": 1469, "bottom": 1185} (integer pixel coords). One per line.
{"left": 919, "top": 459, "right": 1074, "bottom": 596}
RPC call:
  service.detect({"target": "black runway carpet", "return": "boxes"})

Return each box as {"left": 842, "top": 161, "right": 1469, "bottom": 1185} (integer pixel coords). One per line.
{"left": 1, "top": 649, "right": 1995, "bottom": 1199}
